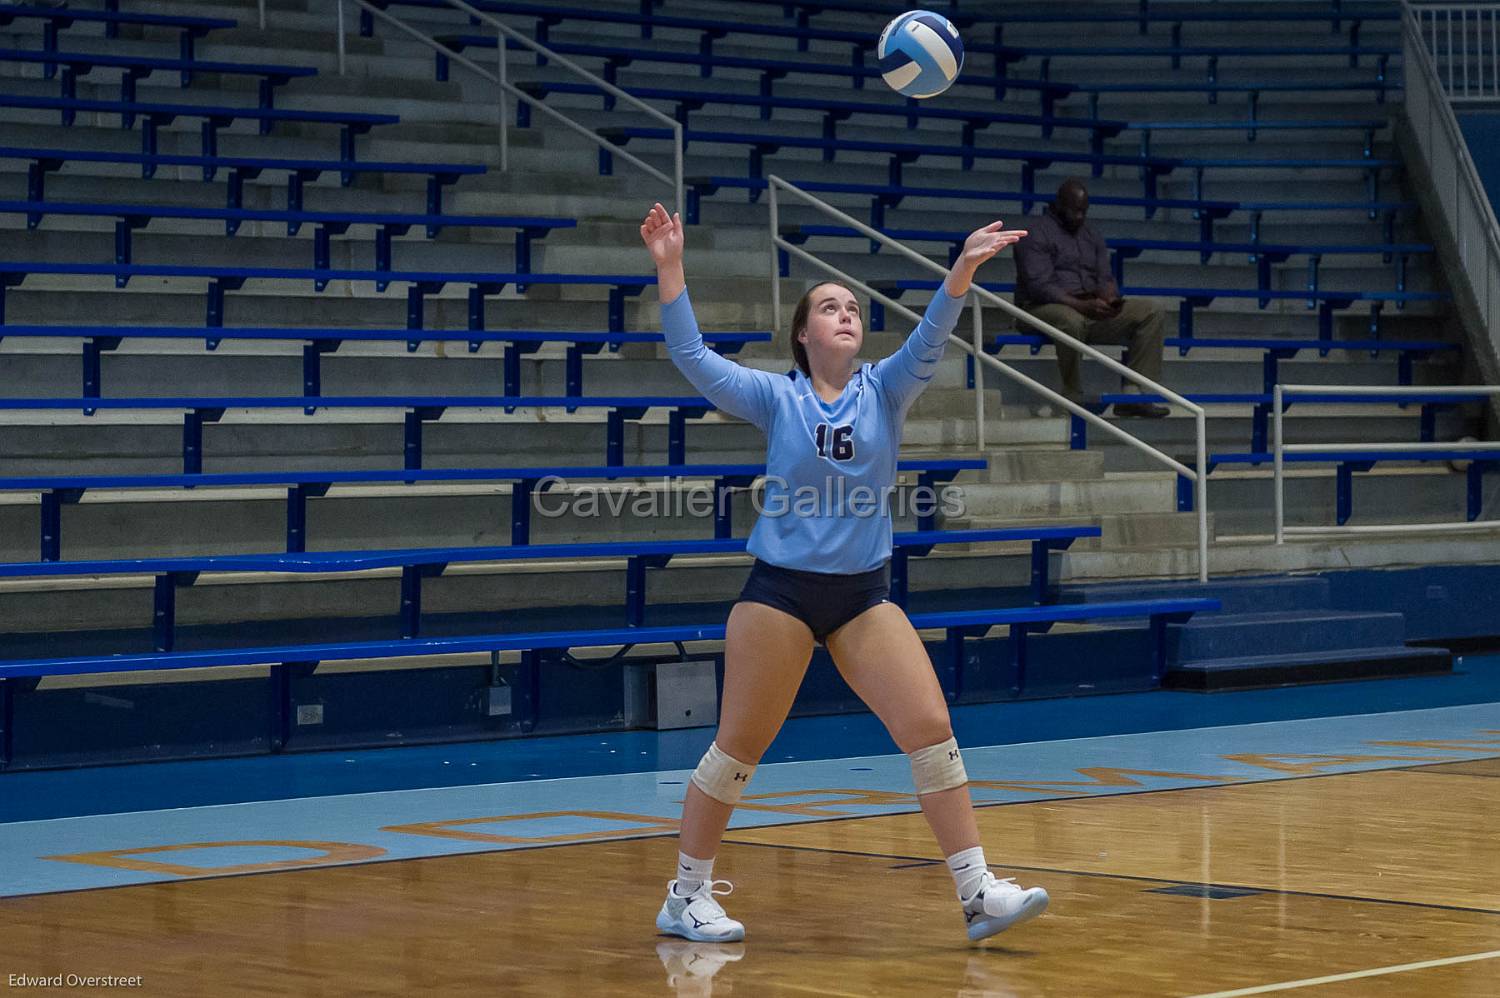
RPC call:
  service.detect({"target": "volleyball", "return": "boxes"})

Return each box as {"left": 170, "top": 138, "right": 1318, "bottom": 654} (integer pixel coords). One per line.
{"left": 877, "top": 10, "right": 964, "bottom": 99}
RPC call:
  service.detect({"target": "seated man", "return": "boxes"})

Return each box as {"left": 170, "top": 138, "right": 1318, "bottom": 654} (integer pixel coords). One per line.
{"left": 1013, "top": 178, "right": 1169, "bottom": 418}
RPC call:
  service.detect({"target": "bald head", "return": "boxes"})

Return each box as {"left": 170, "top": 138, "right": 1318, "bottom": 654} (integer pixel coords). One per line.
{"left": 1054, "top": 178, "right": 1089, "bottom": 233}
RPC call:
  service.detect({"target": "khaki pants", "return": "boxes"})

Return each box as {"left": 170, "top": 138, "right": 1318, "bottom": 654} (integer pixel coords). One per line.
{"left": 1028, "top": 299, "right": 1167, "bottom": 399}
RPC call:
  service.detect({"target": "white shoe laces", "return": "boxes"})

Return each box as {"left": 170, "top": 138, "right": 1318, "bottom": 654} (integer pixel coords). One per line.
{"left": 676, "top": 879, "right": 736, "bottom": 919}
{"left": 966, "top": 873, "right": 1023, "bottom": 906}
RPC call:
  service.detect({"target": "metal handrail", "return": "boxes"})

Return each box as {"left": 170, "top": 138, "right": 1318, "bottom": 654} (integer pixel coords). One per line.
{"left": 1273, "top": 382, "right": 1500, "bottom": 540}
{"left": 1285, "top": 440, "right": 1500, "bottom": 451}
{"left": 1402, "top": 2, "right": 1500, "bottom": 383}
{"left": 1280, "top": 384, "right": 1500, "bottom": 396}
{"left": 767, "top": 174, "right": 1210, "bottom": 581}
{"left": 341, "top": 0, "right": 685, "bottom": 217}
{"left": 1411, "top": 2, "right": 1500, "bottom": 101}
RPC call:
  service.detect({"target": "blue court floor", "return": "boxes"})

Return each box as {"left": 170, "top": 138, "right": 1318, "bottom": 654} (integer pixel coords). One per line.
{"left": 2, "top": 656, "right": 1498, "bottom": 898}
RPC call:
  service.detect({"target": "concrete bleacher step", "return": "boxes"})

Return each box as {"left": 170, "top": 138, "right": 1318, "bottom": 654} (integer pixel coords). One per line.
{"left": 0, "top": 545, "right": 1050, "bottom": 637}
{"left": 1087, "top": 410, "right": 1479, "bottom": 457}
{"left": 1058, "top": 574, "right": 1330, "bottom": 614}
{"left": 1163, "top": 645, "right": 1453, "bottom": 692}
{"left": 951, "top": 474, "right": 1179, "bottom": 518}
{"left": 1201, "top": 465, "right": 1495, "bottom": 525}
{"left": 1056, "top": 575, "right": 1450, "bottom": 690}
{"left": 1166, "top": 608, "right": 1407, "bottom": 660}
{"left": 958, "top": 447, "right": 1106, "bottom": 483}
{"left": 873, "top": 210, "right": 1415, "bottom": 249}
{"left": 1057, "top": 530, "right": 1500, "bottom": 583}
{"left": 0, "top": 407, "right": 1050, "bottom": 476}
{"left": 944, "top": 510, "right": 1210, "bottom": 550}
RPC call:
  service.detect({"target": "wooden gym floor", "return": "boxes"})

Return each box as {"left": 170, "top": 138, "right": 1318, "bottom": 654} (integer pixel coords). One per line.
{"left": 3, "top": 758, "right": 1497, "bottom": 997}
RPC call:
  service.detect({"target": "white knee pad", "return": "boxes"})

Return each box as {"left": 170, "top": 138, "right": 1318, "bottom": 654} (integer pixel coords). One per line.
{"left": 690, "top": 742, "right": 757, "bottom": 805}
{"left": 909, "top": 736, "right": 968, "bottom": 795}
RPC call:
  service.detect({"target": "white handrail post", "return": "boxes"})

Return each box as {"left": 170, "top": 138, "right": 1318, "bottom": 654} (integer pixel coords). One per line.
{"left": 674, "top": 125, "right": 685, "bottom": 221}
{"left": 1195, "top": 410, "right": 1209, "bottom": 583}
{"left": 336, "top": 0, "right": 347, "bottom": 77}
{"left": 498, "top": 29, "right": 509, "bottom": 173}
{"left": 768, "top": 181, "right": 781, "bottom": 337}
{"left": 1273, "top": 384, "right": 1285, "bottom": 545}
{"left": 258, "top": 0, "right": 267, "bottom": 32}
{"left": 972, "top": 291, "right": 986, "bottom": 453}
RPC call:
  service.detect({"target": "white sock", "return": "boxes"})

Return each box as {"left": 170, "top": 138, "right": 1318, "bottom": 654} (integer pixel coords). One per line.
{"left": 947, "top": 846, "right": 988, "bottom": 901}
{"left": 674, "top": 851, "right": 715, "bottom": 895}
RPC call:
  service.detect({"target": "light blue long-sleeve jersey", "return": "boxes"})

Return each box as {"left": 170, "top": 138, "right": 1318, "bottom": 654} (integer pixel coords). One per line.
{"left": 661, "top": 286, "right": 965, "bottom": 574}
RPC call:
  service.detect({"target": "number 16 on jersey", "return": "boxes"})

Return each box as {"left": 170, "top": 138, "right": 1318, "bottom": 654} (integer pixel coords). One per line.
{"left": 815, "top": 423, "right": 855, "bottom": 461}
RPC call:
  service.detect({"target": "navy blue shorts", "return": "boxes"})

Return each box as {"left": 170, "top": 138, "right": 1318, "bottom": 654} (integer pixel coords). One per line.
{"left": 736, "top": 559, "right": 891, "bottom": 644}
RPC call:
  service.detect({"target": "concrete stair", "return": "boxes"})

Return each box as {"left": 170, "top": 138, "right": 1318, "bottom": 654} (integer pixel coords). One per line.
{"left": 1059, "top": 577, "right": 1453, "bottom": 690}
{"left": 1163, "top": 646, "right": 1454, "bottom": 692}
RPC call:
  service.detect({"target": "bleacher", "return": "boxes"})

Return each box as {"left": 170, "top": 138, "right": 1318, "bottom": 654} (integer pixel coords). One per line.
{"left": 0, "top": 0, "right": 1488, "bottom": 771}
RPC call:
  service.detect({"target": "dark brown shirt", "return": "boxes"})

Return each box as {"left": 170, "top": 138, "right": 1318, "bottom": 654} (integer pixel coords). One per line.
{"left": 1013, "top": 206, "right": 1112, "bottom": 309}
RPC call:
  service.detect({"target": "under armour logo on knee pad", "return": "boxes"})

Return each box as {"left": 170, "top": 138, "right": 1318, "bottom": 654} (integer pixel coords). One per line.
{"left": 911, "top": 737, "right": 967, "bottom": 795}
{"left": 733, "top": 772, "right": 747, "bottom": 782}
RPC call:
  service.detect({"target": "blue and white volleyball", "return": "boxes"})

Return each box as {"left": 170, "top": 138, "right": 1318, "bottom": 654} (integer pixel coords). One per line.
{"left": 877, "top": 10, "right": 964, "bottom": 99}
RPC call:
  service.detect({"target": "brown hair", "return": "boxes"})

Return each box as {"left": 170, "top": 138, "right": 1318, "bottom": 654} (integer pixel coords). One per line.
{"left": 789, "top": 282, "right": 852, "bottom": 377}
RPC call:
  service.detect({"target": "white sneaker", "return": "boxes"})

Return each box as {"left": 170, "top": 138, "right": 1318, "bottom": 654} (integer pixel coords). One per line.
{"left": 656, "top": 879, "right": 746, "bottom": 942}
{"left": 962, "top": 872, "right": 1049, "bottom": 941}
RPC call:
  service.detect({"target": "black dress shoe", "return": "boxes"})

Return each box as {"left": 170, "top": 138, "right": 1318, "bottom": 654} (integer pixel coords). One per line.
{"left": 1112, "top": 401, "right": 1170, "bottom": 419}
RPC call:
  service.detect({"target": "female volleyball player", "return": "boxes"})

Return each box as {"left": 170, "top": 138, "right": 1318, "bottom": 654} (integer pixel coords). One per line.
{"left": 640, "top": 202, "right": 1048, "bottom": 944}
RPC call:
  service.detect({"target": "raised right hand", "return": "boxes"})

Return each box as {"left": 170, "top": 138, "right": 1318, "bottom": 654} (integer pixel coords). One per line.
{"left": 640, "top": 202, "right": 684, "bottom": 268}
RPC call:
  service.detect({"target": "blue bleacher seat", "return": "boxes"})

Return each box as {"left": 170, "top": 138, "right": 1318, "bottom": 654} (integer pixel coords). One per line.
{"left": 0, "top": 391, "right": 706, "bottom": 468}
{"left": 686, "top": 176, "right": 1409, "bottom": 242}
{"left": 373, "top": 0, "right": 1393, "bottom": 75}
{"left": 1067, "top": 389, "right": 1491, "bottom": 457}
{"left": 0, "top": 144, "right": 485, "bottom": 200}
{"left": 0, "top": 3, "right": 235, "bottom": 82}
{"left": 1202, "top": 448, "right": 1500, "bottom": 525}
{"left": 516, "top": 79, "right": 1123, "bottom": 146}
{"left": 779, "top": 224, "right": 1430, "bottom": 299}
{"left": 0, "top": 92, "right": 398, "bottom": 148}
{"left": 0, "top": 456, "right": 972, "bottom": 559}
{"left": 517, "top": 79, "right": 1387, "bottom": 159}
{"left": 642, "top": 0, "right": 1391, "bottom": 39}
{"left": 970, "top": 335, "right": 1457, "bottom": 394}
{"left": 601, "top": 125, "right": 1399, "bottom": 205}
{"left": 0, "top": 46, "right": 316, "bottom": 108}
{"left": 602, "top": 125, "right": 1171, "bottom": 198}
{"left": 441, "top": 34, "right": 1069, "bottom": 106}
{"left": 869, "top": 279, "right": 1447, "bottom": 346}
{"left": 1162, "top": 337, "right": 1459, "bottom": 391}
{"left": 0, "top": 597, "right": 1220, "bottom": 707}
{"left": 0, "top": 324, "right": 768, "bottom": 402}
{"left": 0, "top": 526, "right": 1103, "bottom": 643}
{"left": 441, "top": 35, "right": 1394, "bottom": 119}
{"left": 0, "top": 200, "right": 576, "bottom": 272}
{"left": 0, "top": 260, "right": 650, "bottom": 331}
